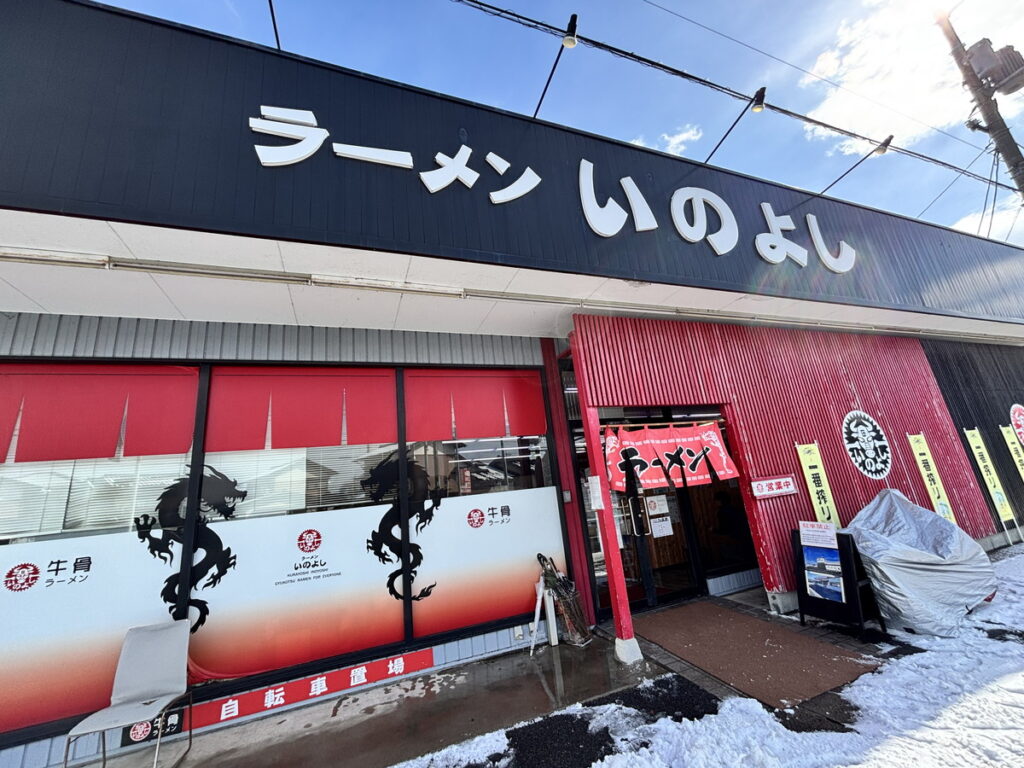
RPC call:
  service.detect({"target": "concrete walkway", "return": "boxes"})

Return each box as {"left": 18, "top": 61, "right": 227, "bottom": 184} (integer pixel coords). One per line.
{"left": 96, "top": 637, "right": 661, "bottom": 768}
{"left": 88, "top": 589, "right": 906, "bottom": 768}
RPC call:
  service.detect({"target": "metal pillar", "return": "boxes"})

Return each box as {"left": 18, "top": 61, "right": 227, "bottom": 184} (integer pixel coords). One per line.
{"left": 540, "top": 338, "right": 597, "bottom": 625}
{"left": 568, "top": 330, "right": 643, "bottom": 664}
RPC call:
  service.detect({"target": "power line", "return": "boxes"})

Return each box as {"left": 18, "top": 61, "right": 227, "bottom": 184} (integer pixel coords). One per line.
{"left": 978, "top": 151, "right": 997, "bottom": 235}
{"left": 449, "top": 0, "right": 1019, "bottom": 196}
{"left": 918, "top": 143, "right": 990, "bottom": 218}
{"left": 1006, "top": 203, "right": 1023, "bottom": 243}
{"left": 638, "top": 0, "right": 985, "bottom": 154}
{"left": 989, "top": 158, "right": 1001, "bottom": 238}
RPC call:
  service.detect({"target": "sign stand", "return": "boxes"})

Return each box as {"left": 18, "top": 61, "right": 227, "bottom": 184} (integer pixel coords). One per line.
{"left": 791, "top": 529, "right": 887, "bottom": 638}
{"left": 528, "top": 578, "right": 558, "bottom": 655}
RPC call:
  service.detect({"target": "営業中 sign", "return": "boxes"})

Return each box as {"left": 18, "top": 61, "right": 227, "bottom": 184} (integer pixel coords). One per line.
{"left": 750, "top": 475, "right": 798, "bottom": 499}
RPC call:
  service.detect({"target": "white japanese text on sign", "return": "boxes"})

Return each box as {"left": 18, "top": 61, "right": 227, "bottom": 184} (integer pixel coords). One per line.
{"left": 251, "top": 106, "right": 857, "bottom": 275}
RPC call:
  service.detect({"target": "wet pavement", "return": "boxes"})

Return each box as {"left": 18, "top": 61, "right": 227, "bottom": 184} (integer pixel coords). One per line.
{"left": 98, "top": 636, "right": 661, "bottom": 768}
{"left": 88, "top": 591, "right": 903, "bottom": 768}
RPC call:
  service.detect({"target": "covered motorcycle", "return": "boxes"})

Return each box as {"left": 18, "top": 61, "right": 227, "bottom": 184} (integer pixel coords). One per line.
{"left": 845, "top": 489, "right": 996, "bottom": 636}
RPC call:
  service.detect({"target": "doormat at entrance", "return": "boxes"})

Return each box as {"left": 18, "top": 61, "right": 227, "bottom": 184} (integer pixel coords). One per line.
{"left": 633, "top": 601, "right": 877, "bottom": 709}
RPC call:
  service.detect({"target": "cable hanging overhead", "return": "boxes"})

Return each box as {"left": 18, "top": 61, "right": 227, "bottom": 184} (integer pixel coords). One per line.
{"left": 533, "top": 14, "right": 578, "bottom": 119}
{"left": 638, "top": 0, "right": 987, "bottom": 154}
{"left": 918, "top": 143, "right": 991, "bottom": 218}
{"left": 704, "top": 86, "right": 766, "bottom": 164}
{"left": 449, "top": 0, "right": 1020, "bottom": 196}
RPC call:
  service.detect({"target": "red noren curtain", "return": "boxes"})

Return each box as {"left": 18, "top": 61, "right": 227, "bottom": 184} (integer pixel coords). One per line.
{"left": 404, "top": 369, "right": 547, "bottom": 442}
{"left": 204, "top": 367, "right": 397, "bottom": 453}
{"left": 0, "top": 364, "right": 198, "bottom": 462}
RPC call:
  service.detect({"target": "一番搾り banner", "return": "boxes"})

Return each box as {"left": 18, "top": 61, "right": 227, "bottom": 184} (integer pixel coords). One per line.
{"left": 796, "top": 443, "right": 840, "bottom": 526}
{"left": 906, "top": 433, "right": 957, "bottom": 525}
{"left": 963, "top": 428, "right": 1016, "bottom": 524}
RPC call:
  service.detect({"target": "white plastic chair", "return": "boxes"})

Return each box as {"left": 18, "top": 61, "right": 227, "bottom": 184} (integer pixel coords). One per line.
{"left": 62, "top": 620, "right": 193, "bottom": 768}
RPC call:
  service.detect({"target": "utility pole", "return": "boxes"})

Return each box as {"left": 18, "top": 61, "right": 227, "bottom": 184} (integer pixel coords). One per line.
{"left": 936, "top": 13, "right": 1024, "bottom": 197}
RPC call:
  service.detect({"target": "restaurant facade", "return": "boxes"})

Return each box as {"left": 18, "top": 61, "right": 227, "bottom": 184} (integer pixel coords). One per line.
{"left": 3, "top": 1, "right": 1024, "bottom": 762}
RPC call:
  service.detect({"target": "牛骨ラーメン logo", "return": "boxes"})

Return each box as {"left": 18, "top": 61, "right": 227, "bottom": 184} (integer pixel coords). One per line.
{"left": 842, "top": 410, "right": 892, "bottom": 480}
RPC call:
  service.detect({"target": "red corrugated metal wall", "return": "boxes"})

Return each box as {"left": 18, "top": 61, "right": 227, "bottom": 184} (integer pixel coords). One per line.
{"left": 572, "top": 314, "right": 996, "bottom": 592}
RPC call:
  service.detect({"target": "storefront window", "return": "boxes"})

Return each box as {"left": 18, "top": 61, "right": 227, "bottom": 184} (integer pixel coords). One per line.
{"left": 0, "top": 454, "right": 191, "bottom": 539}
{"left": 403, "top": 369, "right": 564, "bottom": 639}
{"left": 0, "top": 365, "right": 198, "bottom": 541}
{"left": 187, "top": 367, "right": 405, "bottom": 680}
{"left": 412, "top": 436, "right": 551, "bottom": 498}
{"left": 0, "top": 364, "right": 199, "bottom": 734}
{"left": 2, "top": 363, "right": 567, "bottom": 735}
{"left": 196, "top": 443, "right": 400, "bottom": 521}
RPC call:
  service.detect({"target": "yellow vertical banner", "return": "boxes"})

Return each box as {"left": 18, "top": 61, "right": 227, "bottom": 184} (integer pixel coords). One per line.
{"left": 906, "top": 434, "right": 957, "bottom": 525}
{"left": 964, "top": 428, "right": 1016, "bottom": 523}
{"left": 999, "top": 425, "right": 1024, "bottom": 485}
{"left": 796, "top": 442, "right": 839, "bottom": 526}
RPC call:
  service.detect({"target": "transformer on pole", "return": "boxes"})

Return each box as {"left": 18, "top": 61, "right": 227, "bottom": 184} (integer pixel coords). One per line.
{"left": 937, "top": 14, "right": 1024, "bottom": 199}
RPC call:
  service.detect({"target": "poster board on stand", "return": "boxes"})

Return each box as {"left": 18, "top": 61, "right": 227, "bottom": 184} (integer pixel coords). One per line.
{"left": 791, "top": 527, "right": 886, "bottom": 638}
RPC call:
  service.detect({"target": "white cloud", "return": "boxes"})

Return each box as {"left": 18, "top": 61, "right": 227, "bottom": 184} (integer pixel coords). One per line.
{"left": 951, "top": 193, "right": 1024, "bottom": 245}
{"left": 801, "top": 0, "right": 1024, "bottom": 154}
{"left": 660, "top": 124, "right": 703, "bottom": 156}
{"left": 630, "top": 124, "right": 703, "bottom": 157}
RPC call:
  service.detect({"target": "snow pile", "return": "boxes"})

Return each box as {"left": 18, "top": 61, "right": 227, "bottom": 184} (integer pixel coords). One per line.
{"left": 596, "top": 549, "right": 1024, "bottom": 768}
{"left": 400, "top": 728, "right": 511, "bottom": 768}
{"left": 399, "top": 546, "right": 1024, "bottom": 768}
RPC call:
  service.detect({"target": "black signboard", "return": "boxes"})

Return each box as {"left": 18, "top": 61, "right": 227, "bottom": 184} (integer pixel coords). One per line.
{"left": 2, "top": 0, "right": 1024, "bottom": 325}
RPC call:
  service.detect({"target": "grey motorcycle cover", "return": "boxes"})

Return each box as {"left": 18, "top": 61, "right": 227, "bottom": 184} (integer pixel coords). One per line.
{"left": 845, "top": 489, "right": 995, "bottom": 636}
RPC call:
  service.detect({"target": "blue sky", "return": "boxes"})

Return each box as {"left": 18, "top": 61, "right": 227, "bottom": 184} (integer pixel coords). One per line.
{"left": 98, "top": 0, "right": 1024, "bottom": 244}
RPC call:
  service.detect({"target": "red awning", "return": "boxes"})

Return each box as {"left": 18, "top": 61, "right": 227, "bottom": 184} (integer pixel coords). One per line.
{"left": 204, "top": 367, "right": 398, "bottom": 453}
{"left": 0, "top": 364, "right": 199, "bottom": 463}
{"left": 404, "top": 369, "right": 547, "bottom": 441}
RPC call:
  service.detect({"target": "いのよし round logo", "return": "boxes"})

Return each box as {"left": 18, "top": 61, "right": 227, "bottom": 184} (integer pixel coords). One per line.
{"left": 4, "top": 563, "right": 40, "bottom": 593}
{"left": 842, "top": 410, "right": 892, "bottom": 480}
{"left": 297, "top": 529, "right": 322, "bottom": 553}
{"left": 129, "top": 721, "right": 152, "bottom": 742}
{"left": 467, "top": 509, "right": 485, "bottom": 528}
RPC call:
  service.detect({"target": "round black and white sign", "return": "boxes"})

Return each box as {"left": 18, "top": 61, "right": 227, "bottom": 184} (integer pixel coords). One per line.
{"left": 842, "top": 410, "right": 891, "bottom": 480}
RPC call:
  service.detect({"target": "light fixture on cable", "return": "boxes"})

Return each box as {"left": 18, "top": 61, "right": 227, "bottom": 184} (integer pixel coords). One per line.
{"left": 751, "top": 86, "right": 766, "bottom": 113}
{"left": 562, "top": 14, "right": 578, "bottom": 48}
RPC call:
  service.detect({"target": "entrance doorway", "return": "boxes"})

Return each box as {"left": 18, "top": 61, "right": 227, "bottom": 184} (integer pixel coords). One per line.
{"left": 615, "top": 468, "right": 704, "bottom": 607}
{"left": 561, "top": 373, "right": 759, "bottom": 617}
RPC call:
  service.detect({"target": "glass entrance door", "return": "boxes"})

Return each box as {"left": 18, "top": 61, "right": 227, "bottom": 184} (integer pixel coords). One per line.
{"left": 619, "top": 460, "right": 703, "bottom": 608}
{"left": 560, "top": 366, "right": 755, "bottom": 616}
{"left": 582, "top": 438, "right": 706, "bottom": 614}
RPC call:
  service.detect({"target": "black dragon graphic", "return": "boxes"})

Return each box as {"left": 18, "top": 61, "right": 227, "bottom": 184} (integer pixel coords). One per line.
{"left": 135, "top": 466, "right": 245, "bottom": 633}
{"left": 364, "top": 453, "right": 443, "bottom": 601}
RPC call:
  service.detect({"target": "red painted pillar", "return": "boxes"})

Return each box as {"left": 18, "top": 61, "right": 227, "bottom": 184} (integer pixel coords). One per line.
{"left": 540, "top": 338, "right": 596, "bottom": 625}
{"left": 568, "top": 331, "right": 643, "bottom": 664}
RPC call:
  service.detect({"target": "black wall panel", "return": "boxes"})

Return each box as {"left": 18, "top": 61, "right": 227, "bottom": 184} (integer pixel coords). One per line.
{"left": 923, "top": 339, "right": 1024, "bottom": 531}
{"left": 2, "top": 1, "right": 1024, "bottom": 324}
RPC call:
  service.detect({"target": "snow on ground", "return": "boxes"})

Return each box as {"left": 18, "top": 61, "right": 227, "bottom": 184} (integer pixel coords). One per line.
{"left": 399, "top": 546, "right": 1024, "bottom": 768}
